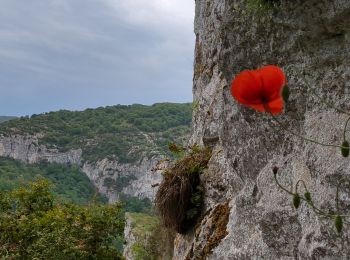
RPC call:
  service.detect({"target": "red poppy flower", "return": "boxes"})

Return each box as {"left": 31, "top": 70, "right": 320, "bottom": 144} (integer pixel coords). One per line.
{"left": 231, "top": 65, "right": 286, "bottom": 115}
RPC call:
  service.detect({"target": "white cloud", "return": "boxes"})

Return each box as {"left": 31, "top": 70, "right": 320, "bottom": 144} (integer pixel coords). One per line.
{"left": 105, "top": 0, "right": 194, "bottom": 29}
{"left": 0, "top": 0, "right": 195, "bottom": 115}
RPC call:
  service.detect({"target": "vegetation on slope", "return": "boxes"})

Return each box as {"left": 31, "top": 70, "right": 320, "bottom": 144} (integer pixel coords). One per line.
{"left": 0, "top": 156, "right": 158, "bottom": 257}
{"left": 0, "top": 156, "right": 107, "bottom": 205}
{"left": 0, "top": 180, "right": 124, "bottom": 259}
{"left": 0, "top": 103, "right": 192, "bottom": 163}
{"left": 0, "top": 116, "right": 16, "bottom": 123}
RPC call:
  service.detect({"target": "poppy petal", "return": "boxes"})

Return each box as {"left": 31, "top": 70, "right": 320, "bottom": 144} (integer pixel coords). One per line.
{"left": 231, "top": 65, "right": 286, "bottom": 115}
{"left": 231, "top": 70, "right": 263, "bottom": 106}
{"left": 257, "top": 65, "right": 286, "bottom": 101}
{"left": 266, "top": 97, "right": 284, "bottom": 115}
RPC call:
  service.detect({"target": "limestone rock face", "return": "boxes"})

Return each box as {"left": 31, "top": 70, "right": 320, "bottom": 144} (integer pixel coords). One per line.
{"left": 176, "top": 0, "right": 350, "bottom": 259}
{"left": 0, "top": 134, "right": 82, "bottom": 165}
{"left": 83, "top": 157, "right": 162, "bottom": 203}
{"left": 123, "top": 214, "right": 136, "bottom": 260}
{"left": 0, "top": 134, "right": 160, "bottom": 202}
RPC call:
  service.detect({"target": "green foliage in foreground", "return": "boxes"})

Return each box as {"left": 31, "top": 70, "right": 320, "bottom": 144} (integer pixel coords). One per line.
{"left": 0, "top": 157, "right": 107, "bottom": 205}
{"left": 0, "top": 180, "right": 125, "bottom": 259}
{"left": 0, "top": 103, "right": 192, "bottom": 163}
{"left": 127, "top": 212, "right": 174, "bottom": 260}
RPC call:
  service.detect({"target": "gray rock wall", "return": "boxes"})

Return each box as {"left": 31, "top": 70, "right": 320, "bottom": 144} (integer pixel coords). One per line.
{"left": 176, "top": 0, "right": 350, "bottom": 259}
{"left": 0, "top": 134, "right": 82, "bottom": 165}
{"left": 83, "top": 157, "right": 162, "bottom": 203}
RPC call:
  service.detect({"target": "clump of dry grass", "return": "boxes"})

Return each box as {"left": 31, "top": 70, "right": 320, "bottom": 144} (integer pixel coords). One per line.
{"left": 155, "top": 145, "right": 211, "bottom": 234}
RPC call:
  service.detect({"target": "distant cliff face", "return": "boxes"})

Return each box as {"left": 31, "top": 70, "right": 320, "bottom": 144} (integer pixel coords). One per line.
{"left": 0, "top": 134, "right": 161, "bottom": 202}
{"left": 83, "top": 157, "right": 162, "bottom": 203}
{"left": 176, "top": 0, "right": 350, "bottom": 259}
{"left": 0, "top": 135, "right": 82, "bottom": 165}
{"left": 0, "top": 104, "right": 191, "bottom": 203}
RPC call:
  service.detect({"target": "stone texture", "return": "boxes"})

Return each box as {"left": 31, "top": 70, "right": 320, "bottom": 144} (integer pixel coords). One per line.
{"left": 0, "top": 134, "right": 82, "bottom": 165}
{"left": 123, "top": 214, "right": 136, "bottom": 260}
{"left": 83, "top": 157, "right": 162, "bottom": 203}
{"left": 175, "top": 0, "right": 350, "bottom": 259}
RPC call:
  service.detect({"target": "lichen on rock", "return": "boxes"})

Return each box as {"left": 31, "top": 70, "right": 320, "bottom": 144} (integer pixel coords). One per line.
{"left": 177, "top": 0, "right": 350, "bottom": 258}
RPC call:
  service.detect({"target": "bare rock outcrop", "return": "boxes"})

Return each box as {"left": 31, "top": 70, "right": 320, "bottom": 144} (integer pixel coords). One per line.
{"left": 0, "top": 134, "right": 161, "bottom": 202}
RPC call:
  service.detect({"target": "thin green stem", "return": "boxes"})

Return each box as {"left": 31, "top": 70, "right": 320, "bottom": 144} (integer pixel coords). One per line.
{"left": 273, "top": 173, "right": 294, "bottom": 196}
{"left": 300, "top": 76, "right": 350, "bottom": 116}
{"left": 295, "top": 179, "right": 304, "bottom": 193}
{"left": 270, "top": 113, "right": 343, "bottom": 149}
{"left": 302, "top": 196, "right": 330, "bottom": 217}
{"left": 299, "top": 180, "right": 309, "bottom": 194}
{"left": 343, "top": 116, "right": 350, "bottom": 141}
{"left": 336, "top": 183, "right": 340, "bottom": 213}
{"left": 274, "top": 174, "right": 350, "bottom": 218}
{"left": 295, "top": 180, "right": 328, "bottom": 216}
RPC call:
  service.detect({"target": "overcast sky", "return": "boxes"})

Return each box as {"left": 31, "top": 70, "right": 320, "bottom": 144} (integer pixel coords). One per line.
{"left": 0, "top": 0, "right": 195, "bottom": 116}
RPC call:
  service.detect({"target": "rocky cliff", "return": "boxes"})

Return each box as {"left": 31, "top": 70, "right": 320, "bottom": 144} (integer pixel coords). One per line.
{"left": 83, "top": 157, "right": 162, "bottom": 203}
{"left": 175, "top": 0, "right": 350, "bottom": 259}
{"left": 0, "top": 134, "right": 82, "bottom": 165}
{"left": 0, "top": 134, "right": 161, "bottom": 202}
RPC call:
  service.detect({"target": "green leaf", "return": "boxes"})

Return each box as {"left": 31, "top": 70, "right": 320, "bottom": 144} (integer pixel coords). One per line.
{"left": 293, "top": 193, "right": 301, "bottom": 209}
{"left": 335, "top": 215, "right": 343, "bottom": 233}
{"left": 282, "top": 86, "right": 290, "bottom": 103}
{"left": 341, "top": 141, "right": 350, "bottom": 158}
{"left": 304, "top": 192, "right": 312, "bottom": 202}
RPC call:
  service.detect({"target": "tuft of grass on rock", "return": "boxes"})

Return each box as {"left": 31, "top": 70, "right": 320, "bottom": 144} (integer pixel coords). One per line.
{"left": 155, "top": 145, "right": 212, "bottom": 234}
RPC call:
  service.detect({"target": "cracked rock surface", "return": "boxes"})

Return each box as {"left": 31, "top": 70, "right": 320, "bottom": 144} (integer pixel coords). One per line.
{"left": 175, "top": 0, "right": 350, "bottom": 258}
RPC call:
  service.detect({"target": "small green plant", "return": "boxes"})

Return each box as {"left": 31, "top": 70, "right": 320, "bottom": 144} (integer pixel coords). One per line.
{"left": 273, "top": 167, "right": 348, "bottom": 233}
{"left": 245, "top": 0, "right": 278, "bottom": 13}
{"left": 155, "top": 144, "right": 211, "bottom": 234}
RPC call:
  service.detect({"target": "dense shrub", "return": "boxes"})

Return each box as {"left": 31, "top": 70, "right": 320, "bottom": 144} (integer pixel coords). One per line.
{"left": 0, "top": 180, "right": 124, "bottom": 259}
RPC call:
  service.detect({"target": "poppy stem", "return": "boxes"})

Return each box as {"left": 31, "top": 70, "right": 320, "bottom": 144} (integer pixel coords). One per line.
{"left": 274, "top": 173, "right": 350, "bottom": 218}
{"left": 273, "top": 172, "right": 294, "bottom": 196}
{"left": 343, "top": 116, "right": 350, "bottom": 141}
{"left": 300, "top": 77, "right": 350, "bottom": 116}
{"left": 336, "top": 181, "right": 340, "bottom": 214}
{"left": 269, "top": 112, "right": 343, "bottom": 149}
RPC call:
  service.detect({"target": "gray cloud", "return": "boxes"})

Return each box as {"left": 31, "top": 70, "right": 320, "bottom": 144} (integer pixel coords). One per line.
{"left": 0, "top": 0, "right": 195, "bottom": 116}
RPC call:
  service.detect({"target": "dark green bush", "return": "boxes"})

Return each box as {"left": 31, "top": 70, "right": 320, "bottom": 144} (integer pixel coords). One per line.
{"left": 0, "top": 180, "right": 124, "bottom": 259}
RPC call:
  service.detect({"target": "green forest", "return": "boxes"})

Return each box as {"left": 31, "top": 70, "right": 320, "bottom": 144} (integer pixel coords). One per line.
{"left": 0, "top": 103, "right": 190, "bottom": 257}
{"left": 0, "top": 180, "right": 125, "bottom": 259}
{"left": 0, "top": 156, "right": 106, "bottom": 205}
{"left": 0, "top": 156, "right": 153, "bottom": 212}
{"left": 0, "top": 156, "right": 155, "bottom": 258}
{"left": 0, "top": 103, "right": 192, "bottom": 163}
